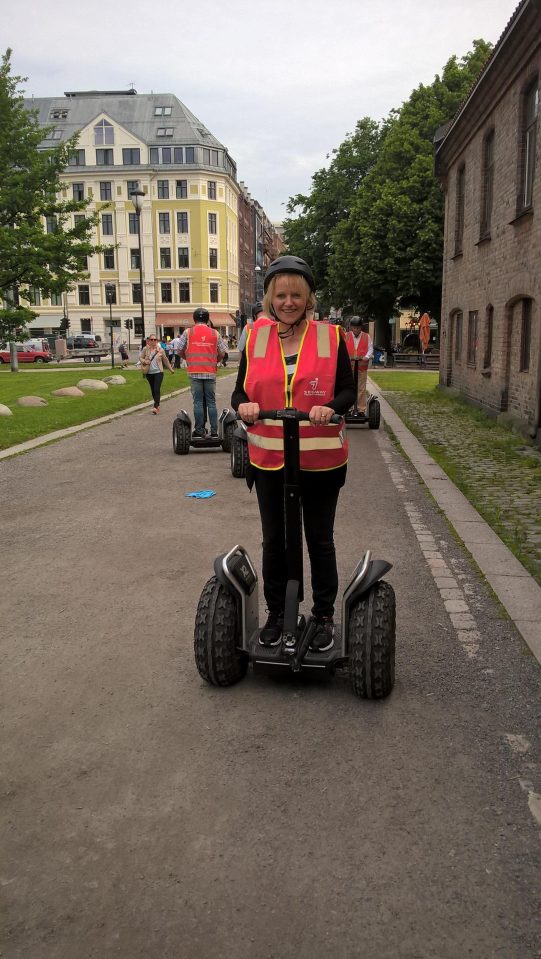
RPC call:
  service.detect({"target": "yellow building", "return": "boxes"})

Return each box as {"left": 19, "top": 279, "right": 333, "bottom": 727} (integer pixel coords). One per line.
{"left": 25, "top": 89, "right": 240, "bottom": 341}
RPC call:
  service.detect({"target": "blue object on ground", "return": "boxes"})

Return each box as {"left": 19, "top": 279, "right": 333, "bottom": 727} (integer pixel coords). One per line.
{"left": 185, "top": 490, "right": 216, "bottom": 499}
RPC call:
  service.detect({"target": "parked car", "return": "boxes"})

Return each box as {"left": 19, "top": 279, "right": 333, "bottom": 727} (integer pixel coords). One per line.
{"left": 66, "top": 335, "right": 99, "bottom": 349}
{"left": 0, "top": 344, "right": 53, "bottom": 364}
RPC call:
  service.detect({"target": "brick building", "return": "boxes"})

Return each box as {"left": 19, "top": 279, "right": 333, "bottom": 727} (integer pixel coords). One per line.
{"left": 435, "top": 0, "right": 541, "bottom": 442}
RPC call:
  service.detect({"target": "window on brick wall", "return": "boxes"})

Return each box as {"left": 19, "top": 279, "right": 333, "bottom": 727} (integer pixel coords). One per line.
{"left": 483, "top": 305, "right": 493, "bottom": 369}
{"left": 177, "top": 211, "right": 188, "bottom": 233}
{"left": 467, "top": 310, "right": 478, "bottom": 366}
{"left": 520, "top": 298, "right": 532, "bottom": 371}
{"left": 72, "top": 182, "right": 84, "bottom": 201}
{"left": 454, "top": 311, "right": 463, "bottom": 362}
{"left": 178, "top": 247, "right": 189, "bottom": 268}
{"left": 160, "top": 247, "right": 171, "bottom": 268}
{"left": 519, "top": 80, "right": 538, "bottom": 212}
{"left": 176, "top": 179, "right": 187, "bottom": 198}
{"left": 480, "top": 130, "right": 494, "bottom": 238}
{"left": 100, "top": 181, "right": 112, "bottom": 201}
{"left": 130, "top": 249, "right": 140, "bottom": 269}
{"left": 161, "top": 282, "right": 172, "bottom": 303}
{"left": 157, "top": 179, "right": 169, "bottom": 199}
{"left": 208, "top": 180, "right": 216, "bottom": 199}
{"left": 210, "top": 282, "right": 219, "bottom": 303}
{"left": 179, "top": 282, "right": 190, "bottom": 302}
{"left": 454, "top": 165, "right": 465, "bottom": 255}
{"left": 159, "top": 212, "right": 170, "bottom": 234}
{"left": 209, "top": 248, "right": 218, "bottom": 269}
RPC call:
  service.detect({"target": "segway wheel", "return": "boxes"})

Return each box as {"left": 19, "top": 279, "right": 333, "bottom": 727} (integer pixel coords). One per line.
{"left": 231, "top": 434, "right": 248, "bottom": 478}
{"left": 194, "top": 575, "right": 247, "bottom": 687}
{"left": 222, "top": 422, "right": 234, "bottom": 453}
{"left": 368, "top": 399, "right": 381, "bottom": 430}
{"left": 348, "top": 581, "right": 395, "bottom": 699}
{"left": 172, "top": 419, "right": 191, "bottom": 455}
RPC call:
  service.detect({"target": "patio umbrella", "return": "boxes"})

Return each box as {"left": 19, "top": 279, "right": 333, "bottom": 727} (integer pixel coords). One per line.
{"left": 419, "top": 312, "right": 431, "bottom": 352}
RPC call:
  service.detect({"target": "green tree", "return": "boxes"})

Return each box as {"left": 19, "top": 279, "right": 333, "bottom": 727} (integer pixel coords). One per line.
{"left": 283, "top": 117, "right": 383, "bottom": 309}
{"left": 329, "top": 39, "right": 493, "bottom": 336}
{"left": 0, "top": 48, "right": 105, "bottom": 342}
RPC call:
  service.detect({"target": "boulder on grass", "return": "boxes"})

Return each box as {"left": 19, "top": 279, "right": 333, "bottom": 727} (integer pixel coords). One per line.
{"left": 0, "top": 403, "right": 13, "bottom": 416}
{"left": 103, "top": 375, "right": 126, "bottom": 385}
{"left": 52, "top": 387, "right": 85, "bottom": 397}
{"left": 77, "top": 379, "right": 108, "bottom": 391}
{"left": 17, "top": 395, "right": 48, "bottom": 407}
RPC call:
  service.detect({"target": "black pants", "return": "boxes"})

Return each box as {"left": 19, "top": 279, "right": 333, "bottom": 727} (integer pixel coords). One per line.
{"left": 174, "top": 355, "right": 182, "bottom": 369}
{"left": 253, "top": 467, "right": 345, "bottom": 619}
{"left": 146, "top": 372, "right": 163, "bottom": 408}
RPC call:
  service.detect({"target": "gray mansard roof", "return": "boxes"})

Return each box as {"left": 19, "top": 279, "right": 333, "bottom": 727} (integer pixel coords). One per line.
{"left": 24, "top": 90, "right": 226, "bottom": 151}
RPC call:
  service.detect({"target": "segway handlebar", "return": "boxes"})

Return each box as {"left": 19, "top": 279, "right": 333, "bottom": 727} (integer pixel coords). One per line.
{"left": 236, "top": 408, "right": 343, "bottom": 425}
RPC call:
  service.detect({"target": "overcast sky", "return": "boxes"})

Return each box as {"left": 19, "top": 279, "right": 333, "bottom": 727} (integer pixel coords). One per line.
{"left": 3, "top": 0, "right": 515, "bottom": 221}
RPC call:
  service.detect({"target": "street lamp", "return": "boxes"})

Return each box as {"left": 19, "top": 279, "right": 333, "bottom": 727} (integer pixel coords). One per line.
{"left": 254, "top": 265, "right": 262, "bottom": 302}
{"left": 105, "top": 283, "right": 115, "bottom": 369}
{"left": 130, "top": 190, "right": 146, "bottom": 344}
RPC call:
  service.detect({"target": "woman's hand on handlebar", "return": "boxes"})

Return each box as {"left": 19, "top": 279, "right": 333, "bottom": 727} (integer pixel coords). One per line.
{"left": 238, "top": 401, "right": 260, "bottom": 424}
{"left": 309, "top": 405, "right": 335, "bottom": 426}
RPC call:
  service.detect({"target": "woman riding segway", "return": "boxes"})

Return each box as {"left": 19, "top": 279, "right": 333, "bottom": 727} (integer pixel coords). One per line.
{"left": 231, "top": 255, "right": 355, "bottom": 651}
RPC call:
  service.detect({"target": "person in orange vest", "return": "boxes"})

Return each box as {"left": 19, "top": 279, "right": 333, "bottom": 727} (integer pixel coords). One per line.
{"left": 232, "top": 255, "right": 355, "bottom": 652}
{"left": 178, "top": 307, "right": 227, "bottom": 436}
{"left": 346, "top": 315, "right": 373, "bottom": 414}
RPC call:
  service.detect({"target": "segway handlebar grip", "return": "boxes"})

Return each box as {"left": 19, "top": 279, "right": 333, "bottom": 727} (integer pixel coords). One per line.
{"left": 236, "top": 408, "right": 343, "bottom": 425}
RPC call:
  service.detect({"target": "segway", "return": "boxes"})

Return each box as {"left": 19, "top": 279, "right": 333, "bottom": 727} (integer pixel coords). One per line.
{"left": 173, "top": 395, "right": 236, "bottom": 454}
{"left": 230, "top": 421, "right": 248, "bottom": 478}
{"left": 345, "top": 357, "right": 381, "bottom": 429}
{"left": 194, "top": 408, "right": 396, "bottom": 699}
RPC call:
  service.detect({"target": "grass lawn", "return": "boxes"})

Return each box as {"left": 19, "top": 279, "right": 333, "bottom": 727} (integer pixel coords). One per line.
{"left": 369, "top": 371, "right": 439, "bottom": 392}
{"left": 369, "top": 368, "right": 541, "bottom": 584}
{"left": 0, "top": 368, "right": 190, "bottom": 450}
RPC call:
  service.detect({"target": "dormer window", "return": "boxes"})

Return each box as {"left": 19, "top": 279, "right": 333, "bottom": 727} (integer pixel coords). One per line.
{"left": 49, "top": 109, "right": 69, "bottom": 120}
{"left": 154, "top": 106, "right": 172, "bottom": 116}
{"left": 157, "top": 127, "right": 174, "bottom": 137}
{"left": 94, "top": 119, "right": 114, "bottom": 145}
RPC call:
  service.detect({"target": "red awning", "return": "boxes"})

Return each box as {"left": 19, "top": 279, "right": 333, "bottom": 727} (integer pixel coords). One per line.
{"left": 156, "top": 311, "right": 236, "bottom": 327}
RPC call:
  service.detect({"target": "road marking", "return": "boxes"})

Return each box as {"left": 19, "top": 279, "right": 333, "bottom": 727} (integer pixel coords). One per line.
{"left": 379, "top": 442, "right": 480, "bottom": 658}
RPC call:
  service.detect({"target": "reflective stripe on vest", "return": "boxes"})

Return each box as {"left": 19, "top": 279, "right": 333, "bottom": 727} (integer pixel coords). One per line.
{"left": 244, "top": 319, "right": 348, "bottom": 471}
{"left": 186, "top": 325, "right": 219, "bottom": 374}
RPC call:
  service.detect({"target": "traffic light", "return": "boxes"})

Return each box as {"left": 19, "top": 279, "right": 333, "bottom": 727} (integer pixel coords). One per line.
{"left": 125, "top": 319, "right": 133, "bottom": 330}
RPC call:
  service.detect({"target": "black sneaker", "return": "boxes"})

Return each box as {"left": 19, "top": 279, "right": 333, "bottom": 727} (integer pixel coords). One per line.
{"left": 210, "top": 431, "right": 219, "bottom": 437}
{"left": 259, "top": 611, "right": 283, "bottom": 647}
{"left": 309, "top": 616, "right": 335, "bottom": 652}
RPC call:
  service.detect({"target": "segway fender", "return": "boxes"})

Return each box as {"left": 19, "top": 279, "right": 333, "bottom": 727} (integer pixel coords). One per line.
{"left": 352, "top": 559, "right": 392, "bottom": 599}
{"left": 175, "top": 409, "right": 191, "bottom": 427}
{"left": 222, "top": 409, "right": 237, "bottom": 428}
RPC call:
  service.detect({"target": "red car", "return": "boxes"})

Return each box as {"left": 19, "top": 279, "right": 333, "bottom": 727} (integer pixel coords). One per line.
{"left": 0, "top": 344, "right": 52, "bottom": 364}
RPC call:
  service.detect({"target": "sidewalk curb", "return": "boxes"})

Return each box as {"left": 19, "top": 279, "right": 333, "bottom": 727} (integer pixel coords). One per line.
{"left": 370, "top": 377, "right": 541, "bottom": 667}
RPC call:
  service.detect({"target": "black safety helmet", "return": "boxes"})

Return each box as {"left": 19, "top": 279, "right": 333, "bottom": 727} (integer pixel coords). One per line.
{"left": 349, "top": 315, "right": 362, "bottom": 328}
{"left": 252, "top": 301, "right": 263, "bottom": 319}
{"left": 193, "top": 307, "right": 209, "bottom": 323}
{"left": 263, "top": 255, "right": 315, "bottom": 293}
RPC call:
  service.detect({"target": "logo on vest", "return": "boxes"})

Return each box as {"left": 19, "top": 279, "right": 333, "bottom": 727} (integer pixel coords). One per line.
{"left": 304, "top": 376, "right": 326, "bottom": 398}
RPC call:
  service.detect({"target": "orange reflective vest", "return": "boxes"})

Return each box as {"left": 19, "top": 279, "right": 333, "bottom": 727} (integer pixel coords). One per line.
{"left": 346, "top": 331, "right": 370, "bottom": 369}
{"left": 244, "top": 319, "right": 348, "bottom": 471}
{"left": 186, "top": 324, "right": 219, "bottom": 375}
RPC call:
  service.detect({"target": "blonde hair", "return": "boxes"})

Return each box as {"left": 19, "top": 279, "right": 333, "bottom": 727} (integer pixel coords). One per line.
{"left": 263, "top": 273, "right": 316, "bottom": 316}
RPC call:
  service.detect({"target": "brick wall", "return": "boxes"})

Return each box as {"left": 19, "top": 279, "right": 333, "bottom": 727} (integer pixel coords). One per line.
{"left": 438, "top": 17, "right": 541, "bottom": 439}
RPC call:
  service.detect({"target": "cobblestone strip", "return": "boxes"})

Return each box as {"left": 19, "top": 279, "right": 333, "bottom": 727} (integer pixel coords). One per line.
{"left": 379, "top": 442, "right": 481, "bottom": 659}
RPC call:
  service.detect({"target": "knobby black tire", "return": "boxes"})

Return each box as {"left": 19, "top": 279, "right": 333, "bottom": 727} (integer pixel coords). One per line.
{"left": 194, "top": 575, "right": 247, "bottom": 687}
{"left": 368, "top": 400, "right": 381, "bottom": 430}
{"left": 231, "top": 435, "right": 248, "bottom": 478}
{"left": 349, "top": 581, "right": 395, "bottom": 699}
{"left": 222, "top": 423, "right": 234, "bottom": 453}
{"left": 172, "top": 420, "right": 190, "bottom": 455}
